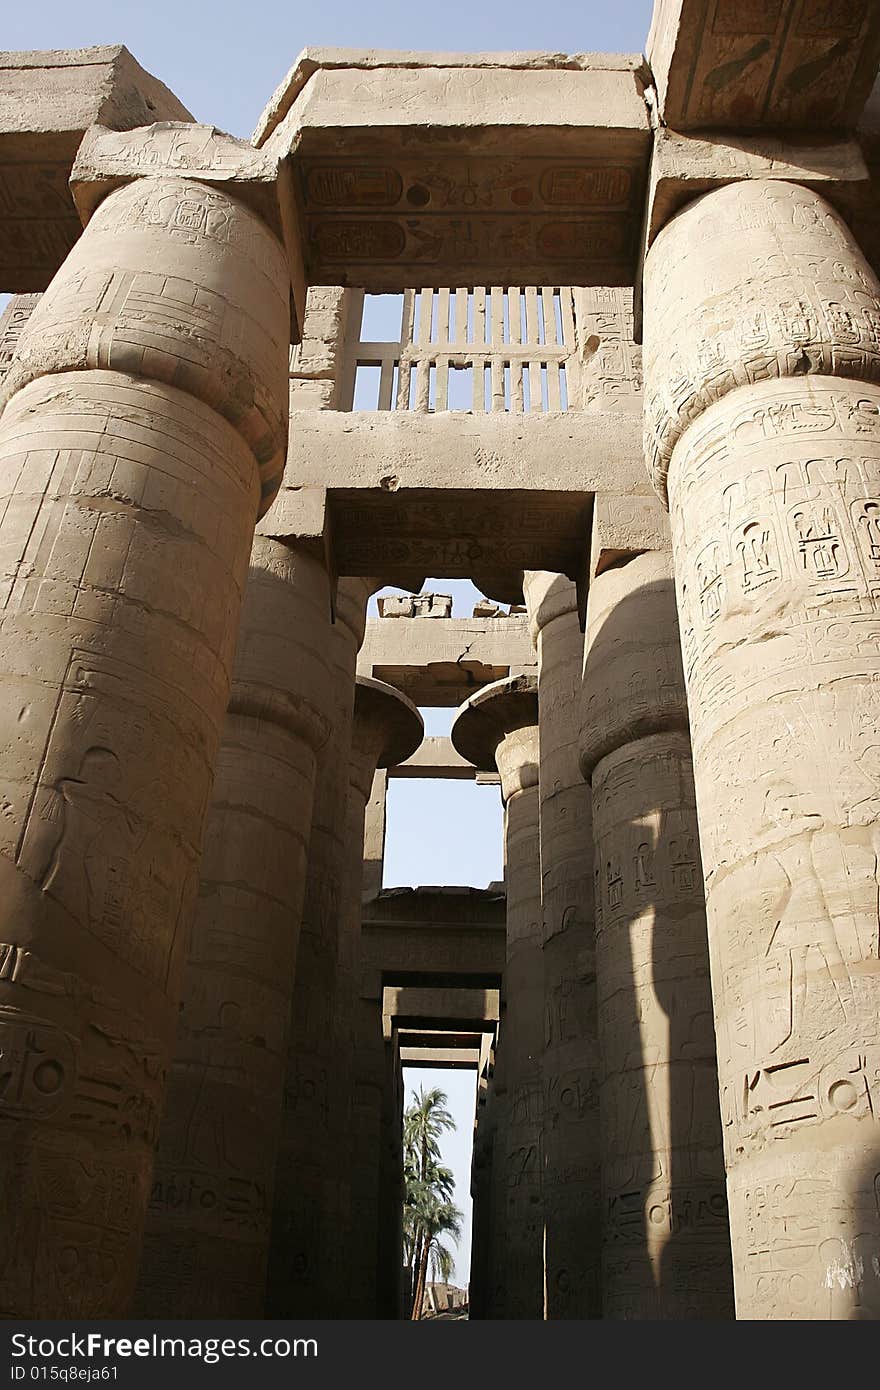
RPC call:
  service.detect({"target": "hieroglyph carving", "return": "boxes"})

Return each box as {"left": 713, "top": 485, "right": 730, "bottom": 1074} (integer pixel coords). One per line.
{"left": 668, "top": 378, "right": 880, "bottom": 1318}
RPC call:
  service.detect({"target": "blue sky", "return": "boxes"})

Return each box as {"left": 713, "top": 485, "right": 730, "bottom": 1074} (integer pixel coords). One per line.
{"left": 4, "top": 2, "right": 655, "bottom": 139}
{"left": 4, "top": 0, "right": 655, "bottom": 1292}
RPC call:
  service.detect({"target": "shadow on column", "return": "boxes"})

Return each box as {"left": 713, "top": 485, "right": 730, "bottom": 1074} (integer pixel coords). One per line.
{"left": 584, "top": 575, "right": 733, "bottom": 1319}
{"left": 845, "top": 1149, "right": 880, "bottom": 1318}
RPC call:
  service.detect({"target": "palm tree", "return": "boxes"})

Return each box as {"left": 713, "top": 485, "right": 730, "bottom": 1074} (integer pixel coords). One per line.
{"left": 408, "top": 1189, "right": 463, "bottom": 1320}
{"left": 402, "top": 1086, "right": 462, "bottom": 1319}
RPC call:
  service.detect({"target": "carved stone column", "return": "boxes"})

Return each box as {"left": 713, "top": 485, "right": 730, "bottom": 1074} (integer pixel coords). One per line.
{"left": 266, "top": 577, "right": 376, "bottom": 1316}
{"left": 580, "top": 550, "right": 733, "bottom": 1320}
{"left": 453, "top": 676, "right": 543, "bottom": 1319}
{"left": 644, "top": 178, "right": 880, "bottom": 1320}
{"left": 522, "top": 570, "right": 601, "bottom": 1318}
{"left": 0, "top": 131, "right": 291, "bottom": 1317}
{"left": 134, "top": 538, "right": 333, "bottom": 1316}
{"left": 340, "top": 677, "right": 423, "bottom": 1317}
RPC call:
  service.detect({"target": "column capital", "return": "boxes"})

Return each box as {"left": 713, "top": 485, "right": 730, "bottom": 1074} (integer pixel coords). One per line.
{"left": 643, "top": 179, "right": 880, "bottom": 503}
{"left": 522, "top": 570, "right": 578, "bottom": 646}
{"left": 350, "top": 676, "right": 423, "bottom": 800}
{"left": 580, "top": 550, "right": 689, "bottom": 780}
{"left": 70, "top": 121, "right": 305, "bottom": 334}
{"left": 451, "top": 674, "right": 539, "bottom": 802}
{"left": 0, "top": 163, "right": 293, "bottom": 516}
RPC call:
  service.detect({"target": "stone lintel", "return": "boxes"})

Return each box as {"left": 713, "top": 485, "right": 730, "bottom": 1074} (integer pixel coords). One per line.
{"left": 390, "top": 735, "right": 476, "bottom": 780}
{"left": 255, "top": 48, "right": 650, "bottom": 145}
{"left": 451, "top": 674, "right": 539, "bottom": 774}
{"left": 358, "top": 612, "right": 535, "bottom": 707}
{"left": 359, "top": 886, "right": 506, "bottom": 996}
{"left": 0, "top": 45, "right": 193, "bottom": 292}
{"left": 354, "top": 675, "right": 424, "bottom": 769}
{"left": 647, "top": 0, "right": 880, "bottom": 132}
{"left": 399, "top": 1047, "right": 481, "bottom": 1068}
{"left": 382, "top": 985, "right": 500, "bottom": 1041}
{"left": 258, "top": 52, "right": 650, "bottom": 289}
{"left": 70, "top": 122, "right": 307, "bottom": 336}
{"left": 285, "top": 409, "right": 640, "bottom": 494}
{"left": 277, "top": 409, "right": 645, "bottom": 589}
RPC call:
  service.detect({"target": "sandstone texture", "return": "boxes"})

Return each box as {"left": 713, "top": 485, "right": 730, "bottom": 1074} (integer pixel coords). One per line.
{"left": 3, "top": 1, "right": 880, "bottom": 1323}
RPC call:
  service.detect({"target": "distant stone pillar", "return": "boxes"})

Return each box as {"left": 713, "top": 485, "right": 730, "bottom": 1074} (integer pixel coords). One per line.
{"left": 485, "top": 1044, "right": 510, "bottom": 1317}
{"left": 453, "top": 676, "right": 543, "bottom": 1319}
{"left": 523, "top": 570, "right": 601, "bottom": 1318}
{"left": 0, "top": 172, "right": 289, "bottom": 1317}
{"left": 341, "top": 679, "right": 423, "bottom": 1316}
{"left": 362, "top": 768, "right": 388, "bottom": 902}
{"left": 643, "top": 178, "right": 880, "bottom": 1320}
{"left": 134, "top": 537, "right": 333, "bottom": 1316}
{"left": 580, "top": 550, "right": 733, "bottom": 1320}
{"left": 266, "top": 577, "right": 376, "bottom": 1316}
{"left": 469, "top": 1041, "right": 497, "bottom": 1320}
{"left": 377, "top": 1033, "right": 406, "bottom": 1319}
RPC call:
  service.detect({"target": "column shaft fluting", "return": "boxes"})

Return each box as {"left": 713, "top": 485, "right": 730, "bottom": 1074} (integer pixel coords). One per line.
{"left": 582, "top": 551, "right": 733, "bottom": 1319}
{"left": 0, "top": 177, "right": 289, "bottom": 1317}
{"left": 644, "top": 178, "right": 880, "bottom": 1319}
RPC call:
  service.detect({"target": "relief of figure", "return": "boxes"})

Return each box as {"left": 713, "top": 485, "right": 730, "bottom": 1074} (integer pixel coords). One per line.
{"left": 37, "top": 747, "right": 142, "bottom": 938}
{"left": 762, "top": 782, "right": 853, "bottom": 1049}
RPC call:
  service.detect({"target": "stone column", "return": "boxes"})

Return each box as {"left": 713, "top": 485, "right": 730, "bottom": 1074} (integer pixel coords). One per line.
{"left": 377, "top": 1032, "right": 406, "bottom": 1319}
{"left": 469, "top": 1037, "right": 496, "bottom": 1320}
{"left": 523, "top": 570, "right": 601, "bottom": 1318}
{"left": 452, "top": 676, "right": 543, "bottom": 1319}
{"left": 0, "top": 161, "right": 290, "bottom": 1316}
{"left": 362, "top": 768, "right": 388, "bottom": 903}
{"left": 340, "top": 677, "right": 423, "bottom": 1316}
{"left": 265, "top": 576, "right": 376, "bottom": 1316}
{"left": 484, "top": 1042, "right": 510, "bottom": 1317}
{"left": 134, "top": 538, "right": 333, "bottom": 1316}
{"left": 643, "top": 178, "right": 880, "bottom": 1320}
{"left": 580, "top": 550, "right": 733, "bottom": 1320}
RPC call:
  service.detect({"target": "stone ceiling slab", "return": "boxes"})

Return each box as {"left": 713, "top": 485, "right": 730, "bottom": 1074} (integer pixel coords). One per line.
{"left": 648, "top": 0, "right": 880, "bottom": 132}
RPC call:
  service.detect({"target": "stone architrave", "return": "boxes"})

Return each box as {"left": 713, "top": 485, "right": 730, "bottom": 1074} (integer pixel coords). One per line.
{"left": 580, "top": 549, "right": 734, "bottom": 1320}
{"left": 342, "top": 678, "right": 423, "bottom": 1317}
{"left": 265, "top": 577, "right": 377, "bottom": 1316}
{"left": 134, "top": 538, "right": 334, "bottom": 1316}
{"left": 0, "top": 130, "right": 292, "bottom": 1318}
{"left": 522, "top": 571, "right": 601, "bottom": 1319}
{"left": 644, "top": 178, "right": 880, "bottom": 1320}
{"left": 452, "top": 675, "right": 543, "bottom": 1320}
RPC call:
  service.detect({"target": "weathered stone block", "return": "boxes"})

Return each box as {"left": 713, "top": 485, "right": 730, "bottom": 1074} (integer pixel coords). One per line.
{"left": 255, "top": 49, "right": 651, "bottom": 289}
{"left": 0, "top": 46, "right": 192, "bottom": 291}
